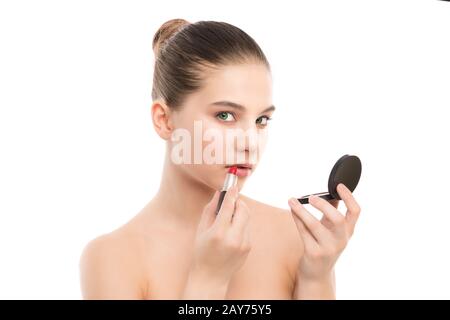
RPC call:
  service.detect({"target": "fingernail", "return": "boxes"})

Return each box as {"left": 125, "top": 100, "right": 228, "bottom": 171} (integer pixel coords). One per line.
{"left": 309, "top": 195, "right": 317, "bottom": 203}
{"left": 288, "top": 198, "right": 297, "bottom": 206}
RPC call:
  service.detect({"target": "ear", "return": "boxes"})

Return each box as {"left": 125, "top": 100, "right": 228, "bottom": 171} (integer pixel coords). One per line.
{"left": 151, "top": 100, "right": 174, "bottom": 140}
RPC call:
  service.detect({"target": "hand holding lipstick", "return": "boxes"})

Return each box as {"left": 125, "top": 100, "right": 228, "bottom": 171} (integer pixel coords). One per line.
{"left": 183, "top": 185, "right": 251, "bottom": 299}
{"left": 288, "top": 183, "right": 361, "bottom": 299}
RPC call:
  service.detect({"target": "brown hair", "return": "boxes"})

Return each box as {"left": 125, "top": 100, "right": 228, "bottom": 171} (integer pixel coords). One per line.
{"left": 151, "top": 19, "right": 270, "bottom": 108}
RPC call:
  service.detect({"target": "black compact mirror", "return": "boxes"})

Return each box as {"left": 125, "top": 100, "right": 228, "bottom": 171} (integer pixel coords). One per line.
{"left": 297, "top": 154, "right": 362, "bottom": 204}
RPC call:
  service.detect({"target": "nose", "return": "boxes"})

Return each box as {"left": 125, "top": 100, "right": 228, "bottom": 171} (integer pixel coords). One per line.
{"left": 234, "top": 120, "right": 265, "bottom": 163}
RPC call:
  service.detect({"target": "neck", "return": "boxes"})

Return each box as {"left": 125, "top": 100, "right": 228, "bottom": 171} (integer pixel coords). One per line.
{"left": 152, "top": 151, "right": 216, "bottom": 228}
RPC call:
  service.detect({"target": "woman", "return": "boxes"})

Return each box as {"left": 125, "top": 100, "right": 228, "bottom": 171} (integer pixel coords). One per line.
{"left": 79, "top": 19, "right": 361, "bottom": 300}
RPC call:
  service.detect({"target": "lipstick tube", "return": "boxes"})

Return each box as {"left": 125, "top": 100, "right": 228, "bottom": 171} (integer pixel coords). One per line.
{"left": 215, "top": 166, "right": 238, "bottom": 215}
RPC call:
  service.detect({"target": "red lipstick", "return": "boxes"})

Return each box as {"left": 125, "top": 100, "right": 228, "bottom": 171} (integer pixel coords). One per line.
{"left": 215, "top": 166, "right": 238, "bottom": 214}
{"left": 225, "top": 164, "right": 253, "bottom": 177}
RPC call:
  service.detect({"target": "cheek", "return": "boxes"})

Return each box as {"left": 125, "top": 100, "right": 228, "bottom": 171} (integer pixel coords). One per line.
{"left": 171, "top": 107, "right": 208, "bottom": 132}
{"left": 256, "top": 129, "right": 268, "bottom": 153}
{"left": 173, "top": 114, "right": 198, "bottom": 133}
{"left": 200, "top": 117, "right": 228, "bottom": 152}
{"left": 170, "top": 113, "right": 219, "bottom": 152}
{"left": 184, "top": 160, "right": 227, "bottom": 191}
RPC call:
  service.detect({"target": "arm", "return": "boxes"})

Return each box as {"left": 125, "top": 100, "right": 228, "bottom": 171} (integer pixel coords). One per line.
{"left": 181, "top": 266, "right": 229, "bottom": 299}
{"left": 293, "top": 268, "right": 336, "bottom": 300}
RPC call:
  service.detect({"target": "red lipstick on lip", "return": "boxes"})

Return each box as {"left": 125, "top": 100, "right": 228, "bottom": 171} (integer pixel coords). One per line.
{"left": 215, "top": 166, "right": 238, "bottom": 215}
{"left": 225, "top": 164, "right": 253, "bottom": 178}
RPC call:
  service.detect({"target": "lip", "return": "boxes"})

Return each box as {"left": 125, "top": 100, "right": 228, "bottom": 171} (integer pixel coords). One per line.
{"left": 225, "top": 164, "right": 254, "bottom": 170}
{"left": 225, "top": 164, "right": 253, "bottom": 177}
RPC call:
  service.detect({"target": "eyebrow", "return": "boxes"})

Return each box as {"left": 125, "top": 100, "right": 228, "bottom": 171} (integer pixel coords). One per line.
{"left": 209, "top": 100, "right": 276, "bottom": 114}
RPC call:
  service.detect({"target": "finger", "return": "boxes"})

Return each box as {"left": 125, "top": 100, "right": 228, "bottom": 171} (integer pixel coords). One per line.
{"left": 228, "top": 199, "right": 250, "bottom": 240}
{"left": 320, "top": 213, "right": 335, "bottom": 230}
{"left": 290, "top": 209, "right": 319, "bottom": 251}
{"left": 288, "top": 198, "right": 328, "bottom": 244}
{"left": 309, "top": 195, "right": 346, "bottom": 236}
{"left": 336, "top": 183, "right": 361, "bottom": 234}
{"left": 215, "top": 185, "right": 239, "bottom": 228}
{"left": 198, "top": 190, "right": 221, "bottom": 232}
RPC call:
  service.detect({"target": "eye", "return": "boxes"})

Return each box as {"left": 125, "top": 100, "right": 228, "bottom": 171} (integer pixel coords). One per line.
{"left": 256, "top": 115, "right": 272, "bottom": 126}
{"left": 216, "top": 111, "right": 235, "bottom": 122}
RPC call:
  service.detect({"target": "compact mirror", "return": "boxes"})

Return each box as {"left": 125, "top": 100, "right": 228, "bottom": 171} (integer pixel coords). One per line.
{"left": 297, "top": 154, "right": 362, "bottom": 204}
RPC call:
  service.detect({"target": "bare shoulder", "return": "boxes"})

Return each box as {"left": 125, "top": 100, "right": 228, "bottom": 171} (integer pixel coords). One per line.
{"left": 79, "top": 225, "right": 147, "bottom": 299}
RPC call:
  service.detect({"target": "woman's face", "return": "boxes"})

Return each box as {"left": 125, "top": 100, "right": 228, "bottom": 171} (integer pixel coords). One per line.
{"left": 168, "top": 62, "right": 274, "bottom": 192}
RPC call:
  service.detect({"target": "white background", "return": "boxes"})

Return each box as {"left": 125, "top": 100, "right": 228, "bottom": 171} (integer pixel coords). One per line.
{"left": 1, "top": 0, "right": 449, "bottom": 299}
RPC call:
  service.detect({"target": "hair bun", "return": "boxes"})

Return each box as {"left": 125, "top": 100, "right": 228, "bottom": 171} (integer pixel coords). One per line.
{"left": 152, "top": 19, "right": 190, "bottom": 57}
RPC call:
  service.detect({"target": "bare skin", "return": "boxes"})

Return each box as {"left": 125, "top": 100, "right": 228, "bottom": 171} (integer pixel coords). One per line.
{"left": 80, "top": 62, "right": 359, "bottom": 299}
{"left": 79, "top": 193, "right": 303, "bottom": 299}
